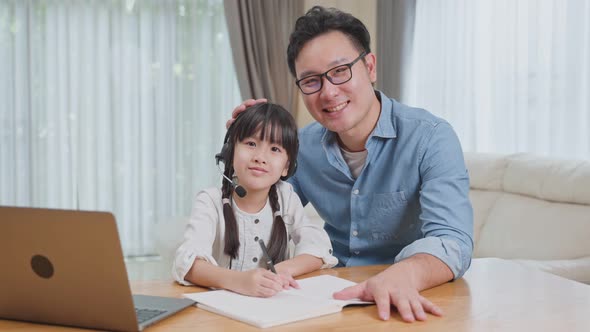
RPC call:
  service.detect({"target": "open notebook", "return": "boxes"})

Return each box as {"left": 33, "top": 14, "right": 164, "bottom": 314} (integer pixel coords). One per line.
{"left": 183, "top": 275, "right": 373, "bottom": 328}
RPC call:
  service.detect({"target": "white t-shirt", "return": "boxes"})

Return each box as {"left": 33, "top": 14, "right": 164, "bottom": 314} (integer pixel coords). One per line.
{"left": 173, "top": 181, "right": 338, "bottom": 285}
{"left": 340, "top": 148, "right": 368, "bottom": 179}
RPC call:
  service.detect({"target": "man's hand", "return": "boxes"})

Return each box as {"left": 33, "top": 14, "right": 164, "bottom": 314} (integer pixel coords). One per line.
{"left": 230, "top": 268, "right": 284, "bottom": 297}
{"left": 226, "top": 98, "right": 268, "bottom": 129}
{"left": 333, "top": 254, "right": 450, "bottom": 322}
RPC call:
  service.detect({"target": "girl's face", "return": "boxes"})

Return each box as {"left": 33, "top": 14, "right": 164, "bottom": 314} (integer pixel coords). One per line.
{"left": 232, "top": 130, "right": 290, "bottom": 195}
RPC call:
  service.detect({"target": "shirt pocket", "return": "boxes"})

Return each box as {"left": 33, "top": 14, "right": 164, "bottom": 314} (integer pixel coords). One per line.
{"left": 367, "top": 191, "right": 409, "bottom": 241}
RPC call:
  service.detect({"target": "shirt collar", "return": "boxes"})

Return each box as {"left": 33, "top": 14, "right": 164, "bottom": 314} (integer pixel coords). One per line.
{"left": 372, "top": 90, "right": 397, "bottom": 139}
{"left": 320, "top": 90, "right": 397, "bottom": 144}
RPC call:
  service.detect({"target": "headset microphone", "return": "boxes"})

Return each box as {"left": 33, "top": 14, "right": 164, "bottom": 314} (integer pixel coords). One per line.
{"left": 215, "top": 153, "right": 247, "bottom": 198}
{"left": 233, "top": 184, "right": 247, "bottom": 198}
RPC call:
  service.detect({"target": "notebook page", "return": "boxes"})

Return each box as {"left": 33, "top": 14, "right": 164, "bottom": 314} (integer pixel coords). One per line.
{"left": 184, "top": 289, "right": 341, "bottom": 328}
{"left": 285, "top": 275, "right": 373, "bottom": 306}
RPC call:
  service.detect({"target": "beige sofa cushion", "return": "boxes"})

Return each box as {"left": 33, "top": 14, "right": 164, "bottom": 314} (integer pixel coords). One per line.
{"left": 466, "top": 152, "right": 508, "bottom": 191}
{"left": 465, "top": 152, "right": 590, "bottom": 283}
{"left": 503, "top": 153, "right": 590, "bottom": 205}
{"left": 474, "top": 192, "right": 590, "bottom": 260}
{"left": 468, "top": 190, "right": 501, "bottom": 246}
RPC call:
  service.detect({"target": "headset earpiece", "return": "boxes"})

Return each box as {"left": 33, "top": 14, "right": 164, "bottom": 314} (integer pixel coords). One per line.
{"left": 216, "top": 124, "right": 233, "bottom": 165}
{"left": 215, "top": 124, "right": 247, "bottom": 197}
{"left": 215, "top": 142, "right": 230, "bottom": 165}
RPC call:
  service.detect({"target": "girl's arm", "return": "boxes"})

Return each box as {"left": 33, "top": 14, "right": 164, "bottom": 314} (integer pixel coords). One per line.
{"left": 185, "top": 259, "right": 285, "bottom": 297}
{"left": 275, "top": 254, "right": 323, "bottom": 277}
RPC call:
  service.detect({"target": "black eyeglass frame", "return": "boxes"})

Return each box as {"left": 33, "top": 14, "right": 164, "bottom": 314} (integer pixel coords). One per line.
{"left": 295, "top": 51, "right": 368, "bottom": 95}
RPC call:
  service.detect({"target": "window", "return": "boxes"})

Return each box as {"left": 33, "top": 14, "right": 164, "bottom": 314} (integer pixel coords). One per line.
{"left": 0, "top": 0, "right": 241, "bottom": 256}
{"left": 406, "top": 0, "right": 590, "bottom": 159}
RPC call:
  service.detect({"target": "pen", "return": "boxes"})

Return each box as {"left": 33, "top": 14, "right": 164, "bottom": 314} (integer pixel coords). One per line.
{"left": 258, "top": 239, "right": 277, "bottom": 273}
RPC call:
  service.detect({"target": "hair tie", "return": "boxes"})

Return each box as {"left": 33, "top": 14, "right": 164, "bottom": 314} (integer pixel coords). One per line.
{"left": 222, "top": 198, "right": 230, "bottom": 205}
{"left": 273, "top": 211, "right": 282, "bottom": 218}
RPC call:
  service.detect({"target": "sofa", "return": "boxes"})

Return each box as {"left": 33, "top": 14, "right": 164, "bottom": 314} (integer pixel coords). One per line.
{"left": 303, "top": 152, "right": 590, "bottom": 284}
{"left": 157, "top": 152, "right": 590, "bottom": 284}
{"left": 464, "top": 152, "right": 590, "bottom": 284}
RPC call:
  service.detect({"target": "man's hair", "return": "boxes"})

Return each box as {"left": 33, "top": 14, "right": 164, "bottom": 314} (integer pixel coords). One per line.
{"left": 287, "top": 6, "right": 371, "bottom": 77}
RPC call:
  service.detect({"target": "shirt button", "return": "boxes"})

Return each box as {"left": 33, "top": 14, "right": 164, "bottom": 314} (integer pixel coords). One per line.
{"left": 352, "top": 230, "right": 358, "bottom": 237}
{"left": 252, "top": 257, "right": 258, "bottom": 263}
{"left": 352, "top": 189, "right": 359, "bottom": 195}
{"left": 254, "top": 236, "right": 259, "bottom": 242}
{"left": 254, "top": 219, "right": 260, "bottom": 224}
{"left": 328, "top": 249, "right": 332, "bottom": 254}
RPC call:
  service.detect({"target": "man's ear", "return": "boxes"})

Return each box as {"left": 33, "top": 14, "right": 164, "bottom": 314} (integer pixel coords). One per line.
{"left": 364, "top": 52, "right": 377, "bottom": 83}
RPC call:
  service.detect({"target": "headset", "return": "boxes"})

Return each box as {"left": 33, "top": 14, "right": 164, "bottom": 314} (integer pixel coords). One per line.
{"left": 215, "top": 117, "right": 298, "bottom": 198}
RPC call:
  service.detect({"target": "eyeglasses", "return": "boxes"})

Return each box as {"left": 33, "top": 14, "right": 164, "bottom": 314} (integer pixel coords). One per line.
{"left": 295, "top": 51, "right": 367, "bottom": 95}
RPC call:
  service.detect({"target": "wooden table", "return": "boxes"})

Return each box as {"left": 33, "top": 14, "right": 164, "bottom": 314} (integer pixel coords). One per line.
{"left": 2, "top": 258, "right": 589, "bottom": 331}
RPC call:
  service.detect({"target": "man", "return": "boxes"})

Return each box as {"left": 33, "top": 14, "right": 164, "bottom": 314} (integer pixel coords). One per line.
{"left": 230, "top": 6, "right": 473, "bottom": 322}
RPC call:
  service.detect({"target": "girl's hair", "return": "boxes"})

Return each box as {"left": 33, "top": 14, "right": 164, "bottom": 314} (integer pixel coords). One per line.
{"left": 221, "top": 103, "right": 299, "bottom": 265}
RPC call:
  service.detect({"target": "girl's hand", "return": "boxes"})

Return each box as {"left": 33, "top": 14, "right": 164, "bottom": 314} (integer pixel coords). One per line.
{"left": 278, "top": 272, "right": 300, "bottom": 290}
{"left": 230, "top": 268, "right": 284, "bottom": 297}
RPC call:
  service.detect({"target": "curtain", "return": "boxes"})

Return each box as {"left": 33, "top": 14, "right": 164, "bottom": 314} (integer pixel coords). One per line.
{"left": 223, "top": 0, "right": 302, "bottom": 113}
{"left": 402, "top": 0, "right": 590, "bottom": 159}
{"left": 0, "top": 0, "right": 241, "bottom": 256}
{"left": 376, "top": 0, "right": 416, "bottom": 100}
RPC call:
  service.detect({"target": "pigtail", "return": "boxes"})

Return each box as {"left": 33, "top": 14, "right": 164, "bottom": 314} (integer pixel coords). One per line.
{"left": 267, "top": 184, "right": 288, "bottom": 263}
{"left": 222, "top": 167, "right": 240, "bottom": 260}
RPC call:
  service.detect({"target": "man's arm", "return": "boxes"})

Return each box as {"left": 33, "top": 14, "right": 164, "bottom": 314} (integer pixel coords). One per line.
{"left": 394, "top": 253, "right": 454, "bottom": 292}
{"left": 405, "top": 121, "right": 474, "bottom": 278}
{"left": 335, "top": 122, "right": 473, "bottom": 322}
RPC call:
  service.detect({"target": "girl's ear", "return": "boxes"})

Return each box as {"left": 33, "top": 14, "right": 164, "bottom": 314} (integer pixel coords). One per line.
{"left": 281, "top": 161, "right": 290, "bottom": 177}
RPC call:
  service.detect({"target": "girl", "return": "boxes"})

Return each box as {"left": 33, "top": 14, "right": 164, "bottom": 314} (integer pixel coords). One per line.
{"left": 173, "top": 103, "right": 337, "bottom": 297}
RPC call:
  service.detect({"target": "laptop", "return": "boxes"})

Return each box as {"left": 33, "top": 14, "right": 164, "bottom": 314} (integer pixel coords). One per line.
{"left": 0, "top": 206, "right": 194, "bottom": 331}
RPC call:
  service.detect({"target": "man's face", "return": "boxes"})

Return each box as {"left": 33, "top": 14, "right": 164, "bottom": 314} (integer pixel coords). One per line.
{"left": 294, "top": 30, "right": 378, "bottom": 136}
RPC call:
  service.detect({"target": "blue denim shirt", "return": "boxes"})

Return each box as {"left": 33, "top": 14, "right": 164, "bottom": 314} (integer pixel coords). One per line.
{"left": 288, "top": 91, "right": 473, "bottom": 279}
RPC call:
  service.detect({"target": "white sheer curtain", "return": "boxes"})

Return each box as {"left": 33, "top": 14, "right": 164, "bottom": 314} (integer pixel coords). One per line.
{"left": 404, "top": 0, "right": 590, "bottom": 159}
{"left": 0, "top": 0, "right": 241, "bottom": 256}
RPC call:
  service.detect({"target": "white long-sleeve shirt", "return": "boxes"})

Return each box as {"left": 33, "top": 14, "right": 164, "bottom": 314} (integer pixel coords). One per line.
{"left": 173, "top": 181, "right": 338, "bottom": 285}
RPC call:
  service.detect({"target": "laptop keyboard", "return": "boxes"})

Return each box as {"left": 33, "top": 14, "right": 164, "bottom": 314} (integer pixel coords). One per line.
{"left": 135, "top": 308, "right": 167, "bottom": 323}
